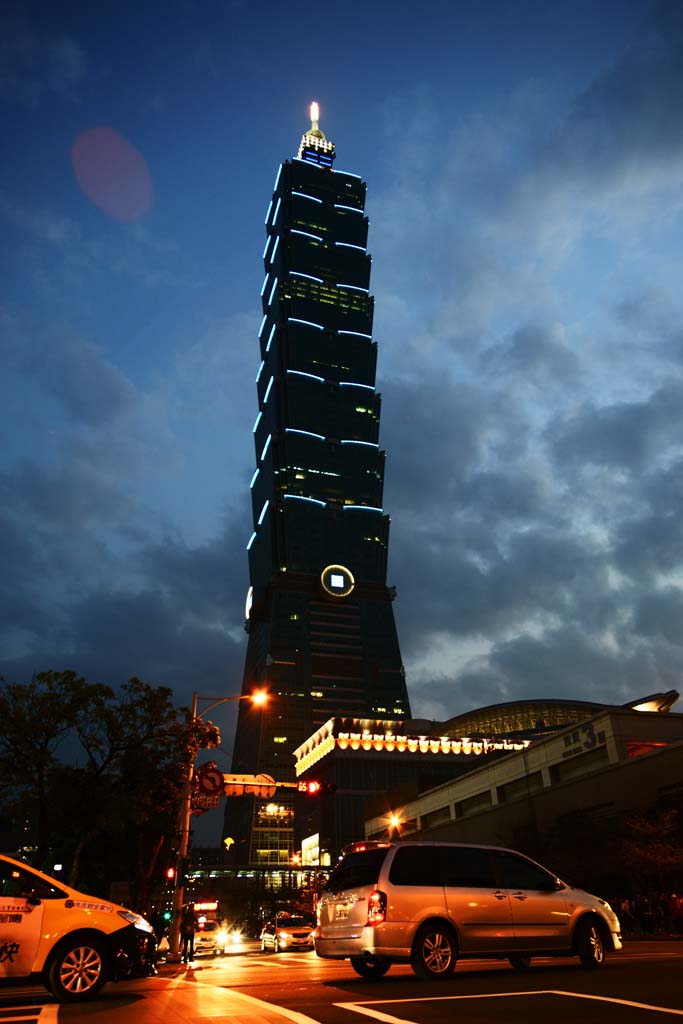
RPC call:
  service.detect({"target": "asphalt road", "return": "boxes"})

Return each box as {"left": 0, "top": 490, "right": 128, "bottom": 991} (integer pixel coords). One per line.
{"left": 2, "top": 940, "right": 683, "bottom": 1023}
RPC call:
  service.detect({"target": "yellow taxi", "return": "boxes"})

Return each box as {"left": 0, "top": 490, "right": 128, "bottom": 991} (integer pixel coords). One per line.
{"left": 0, "top": 853, "right": 156, "bottom": 1002}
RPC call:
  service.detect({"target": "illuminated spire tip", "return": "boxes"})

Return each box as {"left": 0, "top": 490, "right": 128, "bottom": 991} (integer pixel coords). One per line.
{"left": 310, "top": 101, "right": 320, "bottom": 128}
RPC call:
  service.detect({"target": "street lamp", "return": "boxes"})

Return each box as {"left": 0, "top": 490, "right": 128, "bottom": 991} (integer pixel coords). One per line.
{"left": 168, "top": 689, "right": 268, "bottom": 958}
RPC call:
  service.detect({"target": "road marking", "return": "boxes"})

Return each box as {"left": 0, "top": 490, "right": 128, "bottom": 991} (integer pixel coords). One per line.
{"left": 216, "top": 986, "right": 323, "bottom": 1024}
{"left": 334, "top": 990, "right": 683, "bottom": 1021}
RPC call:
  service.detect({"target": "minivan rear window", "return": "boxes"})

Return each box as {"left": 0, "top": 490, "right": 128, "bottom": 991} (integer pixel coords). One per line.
{"left": 323, "top": 849, "right": 388, "bottom": 892}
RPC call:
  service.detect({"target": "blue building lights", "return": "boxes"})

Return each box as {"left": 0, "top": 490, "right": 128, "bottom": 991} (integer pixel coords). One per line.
{"left": 288, "top": 317, "right": 324, "bottom": 330}
{"left": 287, "top": 370, "right": 325, "bottom": 383}
{"left": 283, "top": 494, "right": 327, "bottom": 507}
{"left": 291, "top": 190, "right": 323, "bottom": 203}
{"left": 266, "top": 323, "right": 277, "bottom": 351}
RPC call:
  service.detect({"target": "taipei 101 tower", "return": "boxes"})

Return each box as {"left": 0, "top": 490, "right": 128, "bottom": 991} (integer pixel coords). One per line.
{"left": 228, "top": 104, "right": 411, "bottom": 866}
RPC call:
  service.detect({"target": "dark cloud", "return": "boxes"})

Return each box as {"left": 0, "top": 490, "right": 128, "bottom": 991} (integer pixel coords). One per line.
{"left": 547, "top": 382, "right": 683, "bottom": 472}
{"left": 540, "top": 2, "right": 683, "bottom": 192}
{"left": 479, "top": 324, "right": 581, "bottom": 391}
{"left": 633, "top": 586, "right": 683, "bottom": 645}
{"left": 1, "top": 316, "right": 135, "bottom": 427}
{"left": 0, "top": 14, "right": 85, "bottom": 106}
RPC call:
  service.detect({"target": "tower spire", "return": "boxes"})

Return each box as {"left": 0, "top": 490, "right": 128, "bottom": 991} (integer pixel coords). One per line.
{"left": 297, "top": 100, "right": 335, "bottom": 166}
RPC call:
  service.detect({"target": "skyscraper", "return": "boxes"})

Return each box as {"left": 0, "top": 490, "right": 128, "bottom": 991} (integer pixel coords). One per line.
{"left": 228, "top": 105, "right": 411, "bottom": 866}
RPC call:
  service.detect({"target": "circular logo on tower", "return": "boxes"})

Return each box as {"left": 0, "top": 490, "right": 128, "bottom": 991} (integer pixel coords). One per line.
{"left": 320, "top": 564, "right": 355, "bottom": 598}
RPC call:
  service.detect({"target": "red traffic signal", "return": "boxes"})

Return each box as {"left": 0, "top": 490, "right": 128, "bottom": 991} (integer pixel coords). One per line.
{"left": 297, "top": 781, "right": 337, "bottom": 795}
{"left": 298, "top": 780, "right": 321, "bottom": 795}
{"left": 165, "top": 867, "right": 176, "bottom": 880}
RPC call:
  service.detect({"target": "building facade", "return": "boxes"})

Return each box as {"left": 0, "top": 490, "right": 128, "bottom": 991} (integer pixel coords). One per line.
{"left": 227, "top": 106, "right": 411, "bottom": 866}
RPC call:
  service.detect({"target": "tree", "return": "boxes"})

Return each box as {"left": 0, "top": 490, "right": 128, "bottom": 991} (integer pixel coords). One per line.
{"left": 0, "top": 671, "right": 220, "bottom": 912}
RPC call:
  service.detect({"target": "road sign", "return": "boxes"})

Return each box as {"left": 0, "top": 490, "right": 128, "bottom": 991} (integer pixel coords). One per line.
{"left": 197, "top": 765, "right": 224, "bottom": 795}
{"left": 222, "top": 772, "right": 277, "bottom": 797}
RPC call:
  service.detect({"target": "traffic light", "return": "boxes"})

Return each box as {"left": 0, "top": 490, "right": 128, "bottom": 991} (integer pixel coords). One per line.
{"left": 165, "top": 866, "right": 175, "bottom": 880}
{"left": 297, "top": 781, "right": 337, "bottom": 795}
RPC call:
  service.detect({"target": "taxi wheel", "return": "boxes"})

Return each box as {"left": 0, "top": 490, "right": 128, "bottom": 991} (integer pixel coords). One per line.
{"left": 47, "top": 936, "right": 109, "bottom": 1002}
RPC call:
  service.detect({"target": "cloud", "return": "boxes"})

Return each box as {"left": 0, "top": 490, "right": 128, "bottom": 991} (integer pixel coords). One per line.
{"left": 0, "top": 18, "right": 85, "bottom": 106}
{"left": 1, "top": 315, "right": 136, "bottom": 427}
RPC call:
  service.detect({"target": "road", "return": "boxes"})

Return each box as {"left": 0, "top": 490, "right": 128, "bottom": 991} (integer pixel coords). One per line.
{"left": 2, "top": 940, "right": 683, "bottom": 1023}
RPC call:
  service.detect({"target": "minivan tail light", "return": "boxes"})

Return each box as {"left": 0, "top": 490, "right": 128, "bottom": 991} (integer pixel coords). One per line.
{"left": 367, "top": 889, "right": 387, "bottom": 925}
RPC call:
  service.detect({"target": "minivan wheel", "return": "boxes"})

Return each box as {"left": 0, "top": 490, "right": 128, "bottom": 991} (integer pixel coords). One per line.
{"left": 575, "top": 918, "right": 606, "bottom": 969}
{"left": 411, "top": 923, "right": 457, "bottom": 980}
{"left": 508, "top": 955, "right": 532, "bottom": 971}
{"left": 350, "top": 956, "right": 391, "bottom": 978}
{"left": 47, "top": 936, "right": 108, "bottom": 1002}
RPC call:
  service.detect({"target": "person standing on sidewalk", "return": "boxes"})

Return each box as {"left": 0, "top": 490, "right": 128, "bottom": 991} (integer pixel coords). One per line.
{"left": 180, "top": 903, "right": 195, "bottom": 964}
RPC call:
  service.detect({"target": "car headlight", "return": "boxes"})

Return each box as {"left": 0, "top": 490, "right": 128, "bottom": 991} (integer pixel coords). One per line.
{"left": 117, "top": 910, "right": 154, "bottom": 932}
{"left": 278, "top": 931, "right": 291, "bottom": 939}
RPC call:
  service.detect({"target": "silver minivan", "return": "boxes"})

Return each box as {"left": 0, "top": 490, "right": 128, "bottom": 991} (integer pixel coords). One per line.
{"left": 314, "top": 840, "right": 622, "bottom": 979}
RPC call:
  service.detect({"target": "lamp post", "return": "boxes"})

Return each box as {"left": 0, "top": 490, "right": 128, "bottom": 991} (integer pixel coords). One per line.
{"left": 168, "top": 689, "right": 267, "bottom": 958}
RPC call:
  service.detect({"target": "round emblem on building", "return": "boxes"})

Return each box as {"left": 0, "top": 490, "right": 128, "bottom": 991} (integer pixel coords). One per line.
{"left": 320, "top": 564, "right": 355, "bottom": 598}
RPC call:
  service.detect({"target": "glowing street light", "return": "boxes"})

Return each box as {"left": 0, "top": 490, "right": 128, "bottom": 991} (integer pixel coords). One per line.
{"left": 168, "top": 689, "right": 269, "bottom": 958}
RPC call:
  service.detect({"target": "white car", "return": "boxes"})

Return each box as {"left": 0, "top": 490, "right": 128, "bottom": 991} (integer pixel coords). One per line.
{"left": 193, "top": 919, "right": 231, "bottom": 956}
{"left": 0, "top": 853, "right": 156, "bottom": 1001}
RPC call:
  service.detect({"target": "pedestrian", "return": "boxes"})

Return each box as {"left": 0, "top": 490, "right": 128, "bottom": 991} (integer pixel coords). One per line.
{"left": 180, "top": 903, "right": 195, "bottom": 964}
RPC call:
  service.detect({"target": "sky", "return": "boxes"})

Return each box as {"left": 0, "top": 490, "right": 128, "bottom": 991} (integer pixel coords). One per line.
{"left": 3, "top": 0, "right": 683, "bottom": 818}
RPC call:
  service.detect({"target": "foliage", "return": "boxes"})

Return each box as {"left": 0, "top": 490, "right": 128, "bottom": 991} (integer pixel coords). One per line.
{"left": 0, "top": 670, "right": 220, "bottom": 912}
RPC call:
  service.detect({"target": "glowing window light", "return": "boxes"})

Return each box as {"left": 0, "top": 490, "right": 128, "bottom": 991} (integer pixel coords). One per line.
{"left": 291, "top": 190, "right": 323, "bottom": 204}
{"left": 344, "top": 505, "right": 383, "bottom": 513}
{"left": 285, "top": 428, "right": 325, "bottom": 441}
{"left": 273, "top": 197, "right": 281, "bottom": 222}
{"left": 291, "top": 271, "right": 323, "bottom": 283}
{"left": 334, "top": 242, "right": 366, "bottom": 252}
{"left": 287, "top": 370, "right": 325, "bottom": 383}
{"left": 260, "top": 274, "right": 270, "bottom": 297}
{"left": 337, "top": 282, "right": 369, "bottom": 293}
{"left": 291, "top": 229, "right": 324, "bottom": 242}
{"left": 263, "top": 377, "right": 274, "bottom": 403}
{"left": 260, "top": 434, "right": 272, "bottom": 461}
{"left": 267, "top": 277, "right": 278, "bottom": 306}
{"left": 284, "top": 494, "right": 326, "bottom": 507}
{"left": 258, "top": 315, "right": 267, "bottom": 338}
{"left": 250, "top": 468, "right": 260, "bottom": 489}
{"left": 338, "top": 329, "right": 372, "bottom": 339}
{"left": 266, "top": 323, "right": 276, "bottom": 351}
{"left": 340, "top": 381, "right": 375, "bottom": 391}
{"left": 273, "top": 164, "right": 283, "bottom": 191}
{"left": 340, "top": 439, "right": 379, "bottom": 448}
{"left": 252, "top": 411, "right": 262, "bottom": 433}
{"left": 270, "top": 236, "right": 280, "bottom": 263}
{"left": 334, "top": 204, "right": 363, "bottom": 214}
{"left": 264, "top": 200, "right": 273, "bottom": 225}
{"left": 293, "top": 157, "right": 321, "bottom": 168}
{"left": 255, "top": 360, "right": 265, "bottom": 383}
{"left": 262, "top": 235, "right": 272, "bottom": 260}
{"left": 288, "top": 317, "right": 324, "bottom": 330}
{"left": 246, "top": 532, "right": 257, "bottom": 551}
{"left": 258, "top": 499, "right": 269, "bottom": 525}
